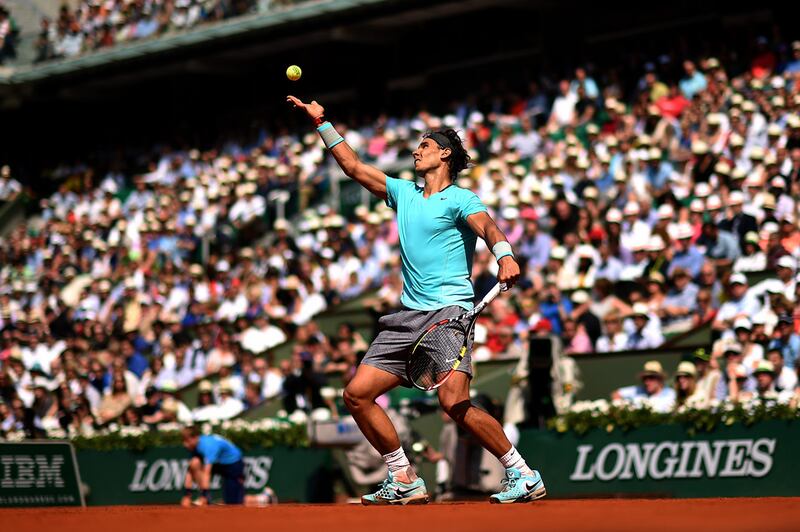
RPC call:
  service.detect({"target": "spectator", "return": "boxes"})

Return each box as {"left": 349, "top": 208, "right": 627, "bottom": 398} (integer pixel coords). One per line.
{"left": 766, "top": 349, "right": 797, "bottom": 394}
{"left": 737, "top": 361, "right": 792, "bottom": 404}
{"left": 661, "top": 268, "right": 698, "bottom": 326}
{"left": 561, "top": 318, "right": 592, "bottom": 355}
{"left": 712, "top": 274, "right": 760, "bottom": 333}
{"left": 0, "top": 5, "right": 18, "bottom": 64}
{"left": 612, "top": 360, "right": 676, "bottom": 413}
{"left": 733, "top": 232, "right": 767, "bottom": 272}
{"left": 691, "top": 348, "right": 720, "bottom": 407}
{"left": 0, "top": 166, "right": 22, "bottom": 200}
{"left": 595, "top": 309, "right": 627, "bottom": 352}
{"left": 768, "top": 314, "right": 800, "bottom": 370}
{"left": 697, "top": 222, "right": 740, "bottom": 268}
{"left": 673, "top": 361, "right": 708, "bottom": 409}
{"left": 624, "top": 303, "right": 664, "bottom": 350}
{"left": 715, "top": 343, "right": 753, "bottom": 401}
{"left": 97, "top": 375, "right": 132, "bottom": 424}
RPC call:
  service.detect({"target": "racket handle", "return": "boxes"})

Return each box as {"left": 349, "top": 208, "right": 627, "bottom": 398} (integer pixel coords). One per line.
{"left": 481, "top": 283, "right": 505, "bottom": 305}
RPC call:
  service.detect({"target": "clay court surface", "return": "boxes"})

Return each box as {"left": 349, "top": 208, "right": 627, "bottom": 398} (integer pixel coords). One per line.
{"left": 3, "top": 498, "right": 799, "bottom": 532}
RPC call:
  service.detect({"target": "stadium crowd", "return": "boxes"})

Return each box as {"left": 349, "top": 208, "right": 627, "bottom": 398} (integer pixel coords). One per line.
{"left": 0, "top": 3, "right": 19, "bottom": 64}
{"left": 32, "top": 0, "right": 302, "bottom": 62}
{"left": 3, "top": 35, "right": 800, "bottom": 440}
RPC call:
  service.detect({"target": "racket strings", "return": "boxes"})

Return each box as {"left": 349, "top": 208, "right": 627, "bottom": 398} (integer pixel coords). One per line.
{"left": 409, "top": 322, "right": 466, "bottom": 389}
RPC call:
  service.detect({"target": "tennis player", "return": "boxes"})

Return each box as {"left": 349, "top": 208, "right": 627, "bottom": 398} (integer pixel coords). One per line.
{"left": 288, "top": 95, "right": 545, "bottom": 505}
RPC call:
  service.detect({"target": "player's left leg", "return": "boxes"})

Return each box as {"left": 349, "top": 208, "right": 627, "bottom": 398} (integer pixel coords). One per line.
{"left": 437, "top": 372, "right": 546, "bottom": 503}
{"left": 220, "top": 460, "right": 246, "bottom": 505}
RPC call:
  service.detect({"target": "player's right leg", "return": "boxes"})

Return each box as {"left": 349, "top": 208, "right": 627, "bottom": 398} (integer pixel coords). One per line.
{"left": 344, "top": 365, "right": 428, "bottom": 505}
{"left": 183, "top": 457, "right": 207, "bottom": 506}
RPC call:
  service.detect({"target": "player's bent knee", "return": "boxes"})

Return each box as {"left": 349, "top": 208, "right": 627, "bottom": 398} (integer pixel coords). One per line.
{"left": 440, "top": 397, "right": 470, "bottom": 422}
{"left": 189, "top": 456, "right": 202, "bottom": 472}
{"left": 342, "top": 386, "right": 366, "bottom": 411}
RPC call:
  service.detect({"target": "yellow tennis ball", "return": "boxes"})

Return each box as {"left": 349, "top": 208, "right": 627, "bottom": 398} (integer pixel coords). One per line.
{"left": 286, "top": 65, "right": 302, "bottom": 81}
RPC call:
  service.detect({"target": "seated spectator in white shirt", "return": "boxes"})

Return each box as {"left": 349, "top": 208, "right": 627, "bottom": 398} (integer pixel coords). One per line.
{"left": 736, "top": 361, "right": 794, "bottom": 405}
{"left": 673, "top": 361, "right": 711, "bottom": 409}
{"left": 240, "top": 315, "right": 287, "bottom": 355}
{"left": 660, "top": 268, "right": 699, "bottom": 324}
{"left": 766, "top": 348, "right": 798, "bottom": 394}
{"left": 712, "top": 273, "right": 760, "bottom": 332}
{"left": 733, "top": 232, "right": 767, "bottom": 272}
{"left": 595, "top": 309, "right": 628, "bottom": 352}
{"left": 215, "top": 382, "right": 244, "bottom": 419}
{"left": 612, "top": 360, "right": 676, "bottom": 413}
{"left": 252, "top": 357, "right": 284, "bottom": 399}
{"left": 624, "top": 303, "right": 664, "bottom": 350}
{"left": 216, "top": 365, "right": 245, "bottom": 400}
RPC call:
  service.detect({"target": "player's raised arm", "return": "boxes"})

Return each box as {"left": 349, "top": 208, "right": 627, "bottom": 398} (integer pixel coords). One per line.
{"left": 287, "top": 95, "right": 387, "bottom": 199}
{"left": 466, "top": 211, "right": 521, "bottom": 288}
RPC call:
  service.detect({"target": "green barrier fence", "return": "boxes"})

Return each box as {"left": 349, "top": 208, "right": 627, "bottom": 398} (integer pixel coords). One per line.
{"left": 0, "top": 441, "right": 85, "bottom": 507}
{"left": 76, "top": 446, "right": 332, "bottom": 505}
{"left": 517, "top": 420, "right": 798, "bottom": 498}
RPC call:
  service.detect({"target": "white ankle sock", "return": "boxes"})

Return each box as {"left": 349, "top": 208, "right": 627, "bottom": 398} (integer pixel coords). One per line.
{"left": 382, "top": 447, "right": 411, "bottom": 473}
{"left": 499, "top": 446, "right": 533, "bottom": 475}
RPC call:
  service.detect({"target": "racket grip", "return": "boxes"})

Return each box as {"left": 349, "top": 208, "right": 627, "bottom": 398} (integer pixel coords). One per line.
{"left": 481, "top": 283, "right": 503, "bottom": 305}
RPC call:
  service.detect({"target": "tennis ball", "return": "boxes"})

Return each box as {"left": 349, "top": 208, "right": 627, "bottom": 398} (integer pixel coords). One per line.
{"left": 286, "top": 65, "right": 302, "bottom": 81}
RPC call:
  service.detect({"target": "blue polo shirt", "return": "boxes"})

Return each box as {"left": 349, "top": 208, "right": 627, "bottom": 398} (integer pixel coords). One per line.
{"left": 385, "top": 176, "right": 487, "bottom": 311}
{"left": 195, "top": 435, "right": 242, "bottom": 465}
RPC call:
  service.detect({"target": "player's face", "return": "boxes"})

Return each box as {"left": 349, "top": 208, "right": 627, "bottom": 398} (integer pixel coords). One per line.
{"left": 182, "top": 433, "right": 198, "bottom": 451}
{"left": 413, "top": 139, "right": 449, "bottom": 176}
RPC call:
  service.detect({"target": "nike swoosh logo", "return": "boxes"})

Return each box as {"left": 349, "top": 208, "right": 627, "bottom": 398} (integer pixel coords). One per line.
{"left": 525, "top": 482, "right": 538, "bottom": 492}
{"left": 445, "top": 358, "right": 458, "bottom": 364}
{"left": 440, "top": 197, "right": 447, "bottom": 200}
{"left": 395, "top": 487, "right": 419, "bottom": 497}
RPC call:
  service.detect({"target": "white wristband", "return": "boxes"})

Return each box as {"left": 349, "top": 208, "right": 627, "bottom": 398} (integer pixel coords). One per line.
{"left": 492, "top": 241, "right": 514, "bottom": 262}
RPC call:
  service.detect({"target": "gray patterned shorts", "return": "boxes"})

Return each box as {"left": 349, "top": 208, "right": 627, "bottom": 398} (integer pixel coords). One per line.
{"left": 360, "top": 305, "right": 474, "bottom": 387}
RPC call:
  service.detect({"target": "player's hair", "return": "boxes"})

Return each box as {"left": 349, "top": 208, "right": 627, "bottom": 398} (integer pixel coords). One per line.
{"left": 425, "top": 129, "right": 471, "bottom": 180}
{"left": 183, "top": 425, "right": 201, "bottom": 437}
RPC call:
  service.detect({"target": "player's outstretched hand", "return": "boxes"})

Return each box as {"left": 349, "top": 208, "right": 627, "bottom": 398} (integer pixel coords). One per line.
{"left": 286, "top": 95, "right": 325, "bottom": 122}
{"left": 497, "top": 256, "right": 520, "bottom": 289}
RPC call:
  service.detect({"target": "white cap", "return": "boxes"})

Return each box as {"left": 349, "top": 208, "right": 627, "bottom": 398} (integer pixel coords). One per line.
{"left": 647, "top": 235, "right": 666, "bottom": 251}
{"left": 550, "top": 246, "right": 567, "bottom": 260}
{"left": 694, "top": 183, "right": 712, "bottom": 198}
{"left": 672, "top": 223, "right": 694, "bottom": 240}
{"left": 623, "top": 201, "right": 640, "bottom": 216}
{"left": 606, "top": 208, "right": 623, "bottom": 223}
{"left": 733, "top": 318, "right": 752, "bottom": 331}
{"left": 771, "top": 176, "right": 786, "bottom": 189}
{"left": 764, "top": 279, "right": 784, "bottom": 294}
{"left": 576, "top": 245, "right": 595, "bottom": 259}
{"left": 690, "top": 199, "right": 705, "bottom": 213}
{"left": 777, "top": 256, "right": 796, "bottom": 270}
{"left": 729, "top": 273, "right": 748, "bottom": 285}
{"left": 571, "top": 290, "right": 590, "bottom": 304}
{"left": 706, "top": 195, "right": 722, "bottom": 210}
{"left": 630, "top": 235, "right": 649, "bottom": 251}
{"left": 729, "top": 191, "right": 744, "bottom": 205}
{"left": 656, "top": 204, "right": 674, "bottom": 220}
{"left": 502, "top": 207, "right": 520, "bottom": 220}
{"left": 632, "top": 302, "right": 650, "bottom": 317}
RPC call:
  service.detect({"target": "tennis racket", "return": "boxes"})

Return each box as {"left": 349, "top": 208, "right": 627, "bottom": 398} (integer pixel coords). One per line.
{"left": 406, "top": 283, "right": 507, "bottom": 391}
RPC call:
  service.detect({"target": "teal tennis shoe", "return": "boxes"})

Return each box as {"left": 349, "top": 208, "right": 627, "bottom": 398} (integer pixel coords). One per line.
{"left": 489, "top": 468, "right": 546, "bottom": 504}
{"left": 361, "top": 472, "right": 429, "bottom": 505}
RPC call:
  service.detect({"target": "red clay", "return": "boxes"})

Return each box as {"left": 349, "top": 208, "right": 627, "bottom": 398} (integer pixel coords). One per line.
{"left": 3, "top": 498, "right": 799, "bottom": 532}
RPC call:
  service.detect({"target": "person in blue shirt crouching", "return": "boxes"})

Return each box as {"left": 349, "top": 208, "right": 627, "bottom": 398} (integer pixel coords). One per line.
{"left": 181, "top": 426, "right": 245, "bottom": 506}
